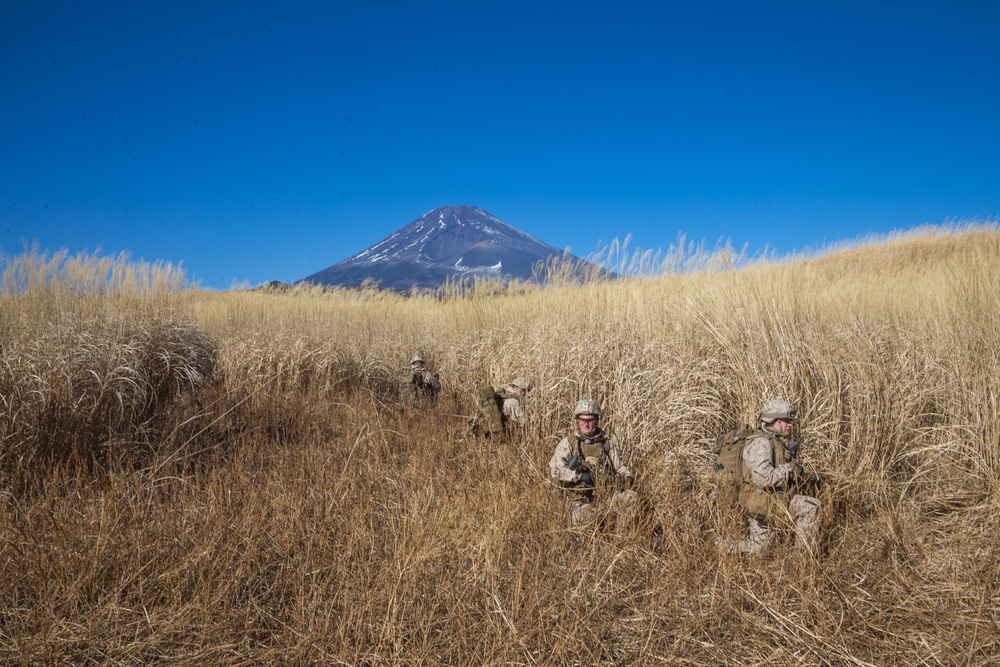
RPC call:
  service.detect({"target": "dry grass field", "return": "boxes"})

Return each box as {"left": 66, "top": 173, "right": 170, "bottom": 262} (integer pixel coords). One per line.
{"left": 2, "top": 226, "right": 998, "bottom": 665}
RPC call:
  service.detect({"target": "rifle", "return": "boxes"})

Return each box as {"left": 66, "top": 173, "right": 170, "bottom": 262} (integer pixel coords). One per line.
{"left": 567, "top": 454, "right": 594, "bottom": 486}
{"left": 787, "top": 440, "right": 825, "bottom": 495}
{"left": 569, "top": 454, "right": 635, "bottom": 493}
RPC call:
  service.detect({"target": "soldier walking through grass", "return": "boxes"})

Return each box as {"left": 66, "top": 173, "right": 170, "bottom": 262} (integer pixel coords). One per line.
{"left": 500, "top": 376, "right": 531, "bottom": 427}
{"left": 549, "top": 399, "right": 638, "bottom": 527}
{"left": 398, "top": 353, "right": 440, "bottom": 408}
{"left": 469, "top": 376, "right": 531, "bottom": 437}
{"left": 725, "top": 399, "right": 821, "bottom": 554}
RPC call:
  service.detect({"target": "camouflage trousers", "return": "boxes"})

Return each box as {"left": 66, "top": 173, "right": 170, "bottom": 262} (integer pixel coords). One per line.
{"left": 568, "top": 489, "right": 640, "bottom": 528}
{"left": 731, "top": 493, "right": 820, "bottom": 554}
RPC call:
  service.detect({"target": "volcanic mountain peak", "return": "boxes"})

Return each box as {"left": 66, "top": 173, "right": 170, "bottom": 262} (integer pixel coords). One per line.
{"left": 345, "top": 206, "right": 550, "bottom": 266}
{"left": 301, "top": 206, "right": 594, "bottom": 292}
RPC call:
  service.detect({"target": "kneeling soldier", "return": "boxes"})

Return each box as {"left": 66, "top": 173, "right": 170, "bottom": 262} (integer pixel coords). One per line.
{"left": 398, "top": 353, "right": 440, "bottom": 408}
{"left": 549, "top": 399, "right": 637, "bottom": 527}
{"left": 735, "top": 399, "right": 821, "bottom": 554}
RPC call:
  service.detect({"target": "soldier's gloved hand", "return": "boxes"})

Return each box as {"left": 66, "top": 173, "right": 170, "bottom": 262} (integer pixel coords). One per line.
{"left": 787, "top": 440, "right": 800, "bottom": 458}
{"left": 788, "top": 465, "right": 804, "bottom": 485}
{"left": 579, "top": 471, "right": 593, "bottom": 485}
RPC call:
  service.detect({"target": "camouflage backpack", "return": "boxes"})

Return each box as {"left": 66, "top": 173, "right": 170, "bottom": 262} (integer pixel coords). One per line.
{"left": 471, "top": 385, "right": 517, "bottom": 436}
{"left": 710, "top": 427, "right": 758, "bottom": 506}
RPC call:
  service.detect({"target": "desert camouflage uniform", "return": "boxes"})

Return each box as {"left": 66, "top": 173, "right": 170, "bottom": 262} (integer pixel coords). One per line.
{"left": 735, "top": 434, "right": 820, "bottom": 553}
{"left": 500, "top": 385, "right": 527, "bottom": 426}
{"left": 398, "top": 359, "right": 440, "bottom": 408}
{"left": 549, "top": 429, "right": 637, "bottom": 526}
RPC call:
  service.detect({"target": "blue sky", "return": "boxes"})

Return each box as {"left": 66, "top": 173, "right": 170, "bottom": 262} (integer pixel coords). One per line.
{"left": 2, "top": 1, "right": 998, "bottom": 288}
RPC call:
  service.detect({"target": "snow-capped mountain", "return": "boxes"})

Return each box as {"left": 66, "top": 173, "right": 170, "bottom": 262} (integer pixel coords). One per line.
{"left": 301, "top": 206, "right": 597, "bottom": 291}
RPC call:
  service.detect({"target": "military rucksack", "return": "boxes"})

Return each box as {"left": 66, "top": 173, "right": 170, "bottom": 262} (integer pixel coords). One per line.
{"left": 471, "top": 385, "right": 505, "bottom": 436}
{"left": 710, "top": 427, "right": 758, "bottom": 507}
{"left": 711, "top": 427, "right": 758, "bottom": 479}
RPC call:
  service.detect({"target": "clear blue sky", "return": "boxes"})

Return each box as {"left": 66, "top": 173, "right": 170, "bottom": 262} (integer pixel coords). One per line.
{"left": 2, "top": 1, "right": 997, "bottom": 288}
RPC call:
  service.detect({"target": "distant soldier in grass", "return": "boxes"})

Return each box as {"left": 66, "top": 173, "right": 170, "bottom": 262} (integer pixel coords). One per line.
{"left": 727, "top": 399, "right": 821, "bottom": 554}
{"left": 470, "top": 376, "right": 531, "bottom": 437}
{"left": 398, "top": 353, "right": 440, "bottom": 408}
{"left": 549, "top": 399, "right": 638, "bottom": 527}
{"left": 500, "top": 376, "right": 531, "bottom": 427}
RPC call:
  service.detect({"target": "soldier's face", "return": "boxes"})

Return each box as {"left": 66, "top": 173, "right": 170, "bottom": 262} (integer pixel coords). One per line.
{"left": 577, "top": 415, "right": 598, "bottom": 436}
{"left": 769, "top": 418, "right": 795, "bottom": 437}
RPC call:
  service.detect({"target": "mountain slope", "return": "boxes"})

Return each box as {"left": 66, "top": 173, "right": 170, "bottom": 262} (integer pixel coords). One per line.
{"left": 302, "top": 206, "right": 595, "bottom": 291}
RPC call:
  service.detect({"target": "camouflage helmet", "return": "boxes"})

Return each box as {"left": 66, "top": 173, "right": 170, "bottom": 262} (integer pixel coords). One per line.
{"left": 759, "top": 399, "right": 798, "bottom": 423}
{"left": 411, "top": 353, "right": 426, "bottom": 365}
{"left": 511, "top": 376, "right": 531, "bottom": 392}
{"left": 573, "top": 399, "right": 602, "bottom": 418}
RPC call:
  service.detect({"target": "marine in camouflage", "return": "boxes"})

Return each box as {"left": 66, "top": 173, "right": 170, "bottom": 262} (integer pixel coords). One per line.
{"left": 398, "top": 353, "right": 440, "bottom": 408}
{"left": 729, "top": 399, "right": 821, "bottom": 554}
{"left": 549, "top": 399, "right": 638, "bottom": 528}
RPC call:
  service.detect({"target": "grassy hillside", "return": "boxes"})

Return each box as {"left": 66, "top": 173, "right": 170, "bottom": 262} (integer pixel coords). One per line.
{"left": 2, "top": 227, "right": 998, "bottom": 664}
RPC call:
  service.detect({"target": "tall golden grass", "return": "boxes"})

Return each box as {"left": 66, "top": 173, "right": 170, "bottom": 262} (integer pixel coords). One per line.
{"left": 2, "top": 225, "right": 998, "bottom": 664}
